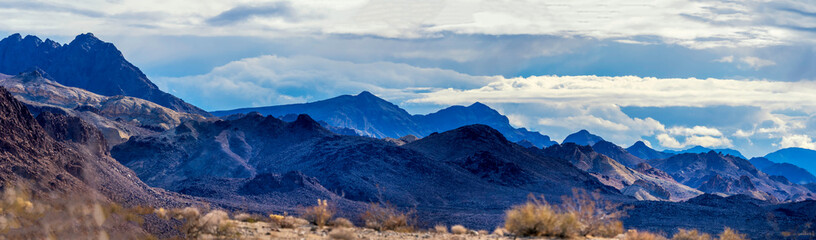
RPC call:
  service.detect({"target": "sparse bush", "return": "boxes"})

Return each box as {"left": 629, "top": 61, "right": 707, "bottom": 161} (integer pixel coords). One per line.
{"left": 718, "top": 227, "right": 746, "bottom": 240}
{"left": 302, "top": 199, "right": 335, "bottom": 227}
{"left": 331, "top": 217, "right": 354, "bottom": 228}
{"left": 451, "top": 225, "right": 467, "bottom": 234}
{"left": 504, "top": 189, "right": 626, "bottom": 238}
{"left": 626, "top": 229, "right": 668, "bottom": 240}
{"left": 360, "top": 202, "right": 415, "bottom": 232}
{"left": 234, "top": 212, "right": 259, "bottom": 222}
{"left": 329, "top": 228, "right": 358, "bottom": 240}
{"left": 672, "top": 228, "right": 711, "bottom": 240}
{"left": 280, "top": 216, "right": 309, "bottom": 228}
{"left": 493, "top": 227, "right": 507, "bottom": 236}
{"left": 434, "top": 224, "right": 448, "bottom": 233}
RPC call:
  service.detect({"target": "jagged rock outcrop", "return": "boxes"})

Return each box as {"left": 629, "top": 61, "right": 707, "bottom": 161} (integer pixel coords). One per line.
{"left": 536, "top": 143, "right": 701, "bottom": 201}
{"left": 0, "top": 33, "right": 209, "bottom": 116}
{"left": 649, "top": 151, "right": 815, "bottom": 202}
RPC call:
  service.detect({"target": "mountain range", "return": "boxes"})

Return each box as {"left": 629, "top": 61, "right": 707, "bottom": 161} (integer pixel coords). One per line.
{"left": 211, "top": 91, "right": 558, "bottom": 147}
{"left": 2, "top": 33, "right": 816, "bottom": 237}
{"left": 765, "top": 147, "right": 816, "bottom": 180}
{"left": 0, "top": 33, "right": 210, "bottom": 116}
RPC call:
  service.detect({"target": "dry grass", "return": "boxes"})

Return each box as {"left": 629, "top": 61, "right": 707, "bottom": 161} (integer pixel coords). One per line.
{"left": 434, "top": 224, "right": 448, "bottom": 233}
{"left": 718, "top": 227, "right": 746, "bottom": 240}
{"left": 672, "top": 228, "right": 712, "bottom": 240}
{"left": 331, "top": 217, "right": 354, "bottom": 228}
{"left": 493, "top": 227, "right": 507, "bottom": 236}
{"left": 329, "top": 228, "right": 358, "bottom": 240}
{"left": 301, "top": 199, "right": 335, "bottom": 227}
{"left": 504, "top": 189, "right": 625, "bottom": 238}
{"left": 451, "top": 225, "right": 468, "bottom": 234}
{"left": 626, "top": 229, "right": 668, "bottom": 240}
{"left": 360, "top": 202, "right": 415, "bottom": 232}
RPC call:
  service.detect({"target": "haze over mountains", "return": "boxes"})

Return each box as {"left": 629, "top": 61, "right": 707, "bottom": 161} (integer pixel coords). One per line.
{"left": 212, "top": 91, "right": 558, "bottom": 147}
{"left": 2, "top": 32, "right": 816, "bottom": 237}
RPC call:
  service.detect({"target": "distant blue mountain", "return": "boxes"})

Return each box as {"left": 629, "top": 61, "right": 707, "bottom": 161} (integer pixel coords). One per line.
{"left": 626, "top": 141, "right": 675, "bottom": 160}
{"left": 663, "top": 146, "right": 746, "bottom": 160}
{"left": 0, "top": 33, "right": 209, "bottom": 116}
{"left": 750, "top": 157, "right": 816, "bottom": 184}
{"left": 562, "top": 129, "right": 604, "bottom": 146}
{"left": 211, "top": 91, "right": 557, "bottom": 147}
{"left": 765, "top": 148, "right": 816, "bottom": 180}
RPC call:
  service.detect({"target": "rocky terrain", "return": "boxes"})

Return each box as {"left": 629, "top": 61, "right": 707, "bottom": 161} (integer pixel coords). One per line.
{"left": 0, "top": 33, "right": 209, "bottom": 116}
{"left": 649, "top": 151, "right": 815, "bottom": 202}
{"left": 626, "top": 141, "right": 675, "bottom": 160}
{"left": 0, "top": 69, "right": 206, "bottom": 146}
{"left": 212, "top": 91, "right": 557, "bottom": 147}
{"left": 536, "top": 143, "right": 701, "bottom": 201}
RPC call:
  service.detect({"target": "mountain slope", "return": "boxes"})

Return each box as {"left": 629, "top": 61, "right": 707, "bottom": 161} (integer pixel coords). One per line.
{"left": 537, "top": 143, "right": 701, "bottom": 201}
{"left": 592, "top": 140, "right": 646, "bottom": 168}
{"left": 765, "top": 147, "right": 816, "bottom": 179}
{"left": 649, "top": 151, "right": 815, "bottom": 202}
{"left": 664, "top": 146, "right": 746, "bottom": 160}
{"left": 626, "top": 141, "right": 675, "bottom": 160}
{"left": 0, "top": 86, "right": 188, "bottom": 207}
{"left": 0, "top": 33, "right": 209, "bottom": 116}
{"left": 762, "top": 162, "right": 816, "bottom": 184}
{"left": 0, "top": 70, "right": 205, "bottom": 146}
{"left": 562, "top": 129, "right": 604, "bottom": 146}
{"left": 212, "top": 91, "right": 557, "bottom": 147}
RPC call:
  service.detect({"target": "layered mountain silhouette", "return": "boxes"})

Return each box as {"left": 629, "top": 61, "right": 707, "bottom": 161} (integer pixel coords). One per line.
{"left": 0, "top": 70, "right": 205, "bottom": 146}
{"left": 649, "top": 151, "right": 814, "bottom": 202}
{"left": 750, "top": 157, "right": 816, "bottom": 184}
{"left": 765, "top": 147, "right": 816, "bottom": 179}
{"left": 212, "top": 91, "right": 557, "bottom": 147}
{"left": 537, "top": 143, "right": 701, "bottom": 201}
{"left": 663, "top": 145, "right": 746, "bottom": 160}
{"left": 591, "top": 140, "right": 647, "bottom": 168}
{"left": 111, "top": 113, "right": 621, "bottom": 228}
{"left": 0, "top": 33, "right": 209, "bottom": 116}
{"left": 626, "top": 141, "right": 675, "bottom": 160}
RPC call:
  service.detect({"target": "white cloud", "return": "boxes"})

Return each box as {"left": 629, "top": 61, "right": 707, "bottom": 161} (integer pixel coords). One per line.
{"left": 410, "top": 75, "right": 816, "bottom": 111}
{"left": 779, "top": 134, "right": 816, "bottom": 150}
{"left": 657, "top": 134, "right": 684, "bottom": 148}
{"left": 741, "top": 56, "right": 776, "bottom": 70}
{"left": 715, "top": 55, "right": 734, "bottom": 63}
{"left": 0, "top": 0, "right": 813, "bottom": 48}
{"left": 154, "top": 55, "right": 494, "bottom": 110}
{"left": 668, "top": 126, "right": 723, "bottom": 137}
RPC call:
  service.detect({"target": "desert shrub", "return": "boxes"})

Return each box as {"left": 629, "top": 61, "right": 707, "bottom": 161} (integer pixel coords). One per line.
{"left": 301, "top": 199, "right": 335, "bottom": 227}
{"left": 329, "top": 228, "right": 358, "bottom": 240}
{"left": 626, "top": 230, "right": 668, "bottom": 240}
{"left": 492, "top": 227, "right": 507, "bottom": 236}
{"left": 331, "top": 217, "right": 354, "bottom": 228}
{"left": 451, "top": 225, "right": 468, "bottom": 234}
{"left": 672, "top": 228, "right": 711, "bottom": 240}
{"left": 434, "top": 224, "right": 448, "bottom": 233}
{"left": 718, "top": 227, "right": 746, "bottom": 240}
{"left": 478, "top": 229, "right": 488, "bottom": 235}
{"left": 360, "top": 202, "right": 415, "bottom": 232}
{"left": 234, "top": 212, "right": 261, "bottom": 222}
{"left": 504, "top": 189, "right": 626, "bottom": 238}
{"left": 279, "top": 216, "right": 308, "bottom": 229}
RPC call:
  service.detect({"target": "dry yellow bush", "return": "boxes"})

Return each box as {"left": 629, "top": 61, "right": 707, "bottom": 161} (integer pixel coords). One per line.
{"left": 504, "top": 189, "right": 626, "bottom": 238}
{"left": 672, "top": 228, "right": 711, "bottom": 240}
{"left": 626, "top": 229, "right": 668, "bottom": 240}
{"left": 331, "top": 217, "right": 355, "bottom": 228}
{"left": 434, "top": 224, "right": 448, "bottom": 233}
{"left": 301, "top": 199, "right": 335, "bottom": 227}
{"left": 451, "top": 224, "right": 467, "bottom": 234}
{"left": 360, "top": 202, "right": 415, "bottom": 232}
{"left": 718, "top": 227, "right": 746, "bottom": 240}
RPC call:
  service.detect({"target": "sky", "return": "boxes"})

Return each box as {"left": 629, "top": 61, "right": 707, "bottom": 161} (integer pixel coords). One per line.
{"left": 1, "top": 0, "right": 816, "bottom": 157}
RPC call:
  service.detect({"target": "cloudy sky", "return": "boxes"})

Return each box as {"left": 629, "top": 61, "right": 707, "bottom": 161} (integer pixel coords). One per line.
{"left": 2, "top": 0, "right": 816, "bottom": 157}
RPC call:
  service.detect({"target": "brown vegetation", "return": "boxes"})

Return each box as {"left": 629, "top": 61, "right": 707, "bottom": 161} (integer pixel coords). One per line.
{"left": 360, "top": 202, "right": 415, "bottom": 232}
{"left": 504, "top": 189, "right": 625, "bottom": 238}
{"left": 451, "top": 224, "right": 468, "bottom": 234}
{"left": 301, "top": 199, "right": 335, "bottom": 227}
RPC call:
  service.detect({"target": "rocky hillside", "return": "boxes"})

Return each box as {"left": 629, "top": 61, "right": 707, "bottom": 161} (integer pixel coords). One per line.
{"left": 0, "top": 33, "right": 209, "bottom": 116}
{"left": 649, "top": 151, "right": 815, "bottom": 202}
{"left": 0, "top": 70, "right": 205, "bottom": 146}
